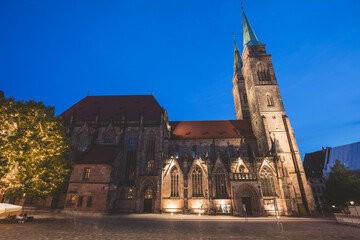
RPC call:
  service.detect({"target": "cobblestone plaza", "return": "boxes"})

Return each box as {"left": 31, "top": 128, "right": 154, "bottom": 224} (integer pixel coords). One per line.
{"left": 1, "top": 213, "right": 360, "bottom": 239}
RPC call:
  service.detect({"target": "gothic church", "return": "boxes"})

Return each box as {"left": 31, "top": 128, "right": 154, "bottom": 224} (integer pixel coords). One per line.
{"left": 60, "top": 12, "right": 316, "bottom": 216}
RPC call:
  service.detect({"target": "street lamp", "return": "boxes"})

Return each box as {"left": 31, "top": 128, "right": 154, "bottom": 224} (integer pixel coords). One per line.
{"left": 350, "top": 201, "right": 354, "bottom": 205}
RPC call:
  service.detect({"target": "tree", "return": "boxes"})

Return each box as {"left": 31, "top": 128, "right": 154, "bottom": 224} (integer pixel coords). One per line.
{"left": 325, "top": 160, "right": 360, "bottom": 206}
{"left": 0, "top": 96, "right": 71, "bottom": 199}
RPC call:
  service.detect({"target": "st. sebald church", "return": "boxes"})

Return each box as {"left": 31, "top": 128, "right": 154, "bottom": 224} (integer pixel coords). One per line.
{"left": 60, "top": 12, "right": 316, "bottom": 216}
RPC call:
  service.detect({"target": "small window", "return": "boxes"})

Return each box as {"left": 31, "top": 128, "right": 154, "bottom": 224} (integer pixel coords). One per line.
{"left": 77, "top": 196, "right": 83, "bottom": 207}
{"left": 266, "top": 95, "right": 274, "bottom": 106}
{"left": 210, "top": 144, "right": 216, "bottom": 159}
{"left": 228, "top": 145, "right": 234, "bottom": 158}
{"left": 192, "top": 145, "right": 197, "bottom": 158}
{"left": 128, "top": 188, "right": 133, "bottom": 199}
{"left": 175, "top": 144, "right": 180, "bottom": 158}
{"left": 82, "top": 168, "right": 91, "bottom": 181}
{"left": 86, "top": 196, "right": 92, "bottom": 208}
{"left": 239, "top": 165, "right": 245, "bottom": 173}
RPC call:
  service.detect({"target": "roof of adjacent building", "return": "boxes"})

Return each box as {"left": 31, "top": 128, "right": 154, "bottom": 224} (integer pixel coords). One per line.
{"left": 61, "top": 95, "right": 163, "bottom": 123}
{"left": 303, "top": 150, "right": 326, "bottom": 178}
{"left": 170, "top": 120, "right": 254, "bottom": 139}
{"left": 78, "top": 145, "right": 119, "bottom": 164}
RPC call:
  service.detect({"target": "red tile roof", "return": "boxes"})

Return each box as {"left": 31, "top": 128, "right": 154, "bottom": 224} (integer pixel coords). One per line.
{"left": 170, "top": 120, "right": 254, "bottom": 139}
{"left": 78, "top": 145, "right": 119, "bottom": 164}
{"left": 61, "top": 95, "right": 163, "bottom": 122}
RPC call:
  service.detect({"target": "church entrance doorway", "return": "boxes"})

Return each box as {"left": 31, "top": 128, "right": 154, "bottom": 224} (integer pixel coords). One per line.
{"left": 143, "top": 186, "right": 153, "bottom": 213}
{"left": 236, "top": 184, "right": 260, "bottom": 216}
{"left": 242, "top": 197, "right": 252, "bottom": 215}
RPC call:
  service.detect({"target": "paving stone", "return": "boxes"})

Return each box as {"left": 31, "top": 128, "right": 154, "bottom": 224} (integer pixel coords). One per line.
{"left": 1, "top": 213, "right": 360, "bottom": 239}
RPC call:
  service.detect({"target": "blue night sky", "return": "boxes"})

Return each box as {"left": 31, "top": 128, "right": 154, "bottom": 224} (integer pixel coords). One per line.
{"left": 1, "top": 0, "right": 360, "bottom": 158}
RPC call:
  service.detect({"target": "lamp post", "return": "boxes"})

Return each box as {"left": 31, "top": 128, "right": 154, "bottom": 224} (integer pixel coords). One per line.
{"left": 273, "top": 198, "right": 284, "bottom": 233}
{"left": 318, "top": 197, "right": 325, "bottom": 218}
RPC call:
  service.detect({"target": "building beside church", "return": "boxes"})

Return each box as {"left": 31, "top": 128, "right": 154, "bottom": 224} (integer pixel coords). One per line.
{"left": 303, "top": 150, "right": 327, "bottom": 209}
{"left": 61, "top": 12, "right": 316, "bottom": 216}
{"left": 304, "top": 142, "right": 360, "bottom": 209}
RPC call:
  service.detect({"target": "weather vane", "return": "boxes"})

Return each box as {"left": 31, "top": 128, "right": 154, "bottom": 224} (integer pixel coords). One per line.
{"left": 233, "top": 32, "right": 236, "bottom": 39}
{"left": 241, "top": 2, "right": 244, "bottom": 11}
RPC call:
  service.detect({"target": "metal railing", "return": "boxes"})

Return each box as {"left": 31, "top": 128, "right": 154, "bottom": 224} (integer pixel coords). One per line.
{"left": 231, "top": 173, "right": 257, "bottom": 181}
{"left": 334, "top": 213, "right": 360, "bottom": 227}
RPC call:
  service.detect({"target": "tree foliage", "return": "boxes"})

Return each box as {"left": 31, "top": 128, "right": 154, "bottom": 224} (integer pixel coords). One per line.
{"left": 0, "top": 96, "right": 71, "bottom": 198}
{"left": 325, "top": 160, "right": 360, "bottom": 206}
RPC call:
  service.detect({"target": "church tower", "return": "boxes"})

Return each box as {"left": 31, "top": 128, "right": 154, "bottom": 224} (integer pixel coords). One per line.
{"left": 234, "top": 11, "right": 315, "bottom": 214}
{"left": 232, "top": 40, "right": 250, "bottom": 120}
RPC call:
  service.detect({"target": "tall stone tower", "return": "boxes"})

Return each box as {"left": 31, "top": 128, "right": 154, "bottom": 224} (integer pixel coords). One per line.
{"left": 233, "top": 12, "right": 315, "bottom": 214}
{"left": 232, "top": 40, "right": 250, "bottom": 120}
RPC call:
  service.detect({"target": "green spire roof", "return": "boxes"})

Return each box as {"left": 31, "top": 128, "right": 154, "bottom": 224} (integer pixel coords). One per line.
{"left": 243, "top": 12, "right": 264, "bottom": 48}
{"left": 234, "top": 40, "right": 243, "bottom": 73}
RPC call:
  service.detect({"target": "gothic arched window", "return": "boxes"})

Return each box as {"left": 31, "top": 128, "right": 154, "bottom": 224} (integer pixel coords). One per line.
{"left": 259, "top": 167, "right": 277, "bottom": 197}
{"left": 78, "top": 132, "right": 89, "bottom": 152}
{"left": 266, "top": 95, "right": 274, "bottom": 106}
{"left": 239, "top": 165, "right": 245, "bottom": 173}
{"left": 145, "top": 132, "right": 156, "bottom": 174}
{"left": 215, "top": 168, "right": 227, "bottom": 198}
{"left": 192, "top": 166, "right": 203, "bottom": 197}
{"left": 257, "top": 62, "right": 271, "bottom": 84}
{"left": 104, "top": 130, "right": 115, "bottom": 143}
{"left": 171, "top": 167, "right": 179, "bottom": 197}
{"left": 126, "top": 132, "right": 138, "bottom": 182}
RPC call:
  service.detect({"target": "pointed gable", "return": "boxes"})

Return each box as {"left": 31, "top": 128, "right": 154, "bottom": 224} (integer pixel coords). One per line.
{"left": 61, "top": 95, "right": 163, "bottom": 123}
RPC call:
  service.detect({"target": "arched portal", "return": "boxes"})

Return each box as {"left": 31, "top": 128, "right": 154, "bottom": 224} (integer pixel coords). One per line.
{"left": 236, "top": 184, "right": 261, "bottom": 216}
{"left": 143, "top": 185, "right": 154, "bottom": 213}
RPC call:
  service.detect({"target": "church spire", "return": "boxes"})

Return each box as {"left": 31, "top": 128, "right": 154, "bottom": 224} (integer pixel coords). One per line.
{"left": 234, "top": 39, "right": 243, "bottom": 74}
{"left": 243, "top": 12, "right": 264, "bottom": 48}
